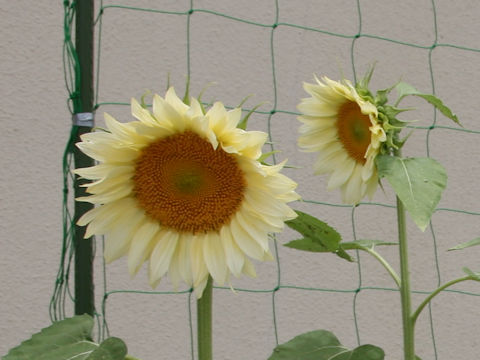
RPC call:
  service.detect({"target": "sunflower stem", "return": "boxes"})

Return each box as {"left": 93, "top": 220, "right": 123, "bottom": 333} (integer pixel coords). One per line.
{"left": 396, "top": 195, "right": 415, "bottom": 360}
{"left": 197, "top": 276, "right": 213, "bottom": 360}
{"left": 394, "top": 147, "right": 415, "bottom": 360}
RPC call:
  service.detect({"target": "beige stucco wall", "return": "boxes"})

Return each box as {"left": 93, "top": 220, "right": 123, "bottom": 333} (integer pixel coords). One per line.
{"left": 1, "top": 1, "right": 479, "bottom": 359}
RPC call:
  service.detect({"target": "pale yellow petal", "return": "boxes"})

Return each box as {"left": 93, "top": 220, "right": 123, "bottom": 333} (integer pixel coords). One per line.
{"left": 75, "top": 163, "right": 134, "bottom": 181}
{"left": 229, "top": 215, "right": 265, "bottom": 261}
{"left": 131, "top": 97, "right": 158, "bottom": 126}
{"left": 169, "top": 233, "right": 192, "bottom": 289}
{"left": 152, "top": 94, "right": 185, "bottom": 131}
{"left": 76, "top": 141, "right": 139, "bottom": 163}
{"left": 127, "top": 221, "right": 160, "bottom": 276}
{"left": 104, "top": 209, "right": 145, "bottom": 263}
{"left": 190, "top": 234, "right": 208, "bottom": 287}
{"left": 341, "top": 164, "right": 364, "bottom": 204}
{"left": 194, "top": 276, "right": 209, "bottom": 299}
{"left": 220, "top": 225, "right": 245, "bottom": 277}
{"left": 241, "top": 258, "right": 257, "bottom": 278}
{"left": 77, "top": 183, "right": 132, "bottom": 204}
{"left": 327, "top": 158, "right": 356, "bottom": 190}
{"left": 149, "top": 230, "right": 179, "bottom": 287}
{"left": 165, "top": 87, "right": 189, "bottom": 115}
{"left": 202, "top": 232, "right": 228, "bottom": 286}
{"left": 235, "top": 210, "right": 269, "bottom": 252}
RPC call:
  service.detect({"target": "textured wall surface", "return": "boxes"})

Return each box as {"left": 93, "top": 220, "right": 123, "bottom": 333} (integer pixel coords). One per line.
{"left": 1, "top": 1, "right": 479, "bottom": 359}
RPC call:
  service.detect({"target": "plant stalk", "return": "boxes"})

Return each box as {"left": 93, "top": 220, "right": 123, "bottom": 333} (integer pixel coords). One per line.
{"left": 396, "top": 194, "right": 415, "bottom": 360}
{"left": 197, "top": 276, "right": 213, "bottom": 360}
{"left": 362, "top": 247, "right": 401, "bottom": 288}
{"left": 411, "top": 275, "right": 472, "bottom": 325}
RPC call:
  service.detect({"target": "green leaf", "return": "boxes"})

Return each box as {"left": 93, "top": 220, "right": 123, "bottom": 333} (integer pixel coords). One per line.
{"left": 376, "top": 155, "right": 447, "bottom": 232}
{"left": 395, "top": 82, "right": 460, "bottom": 125}
{"left": 36, "top": 342, "right": 98, "bottom": 360}
{"left": 335, "top": 247, "right": 355, "bottom": 262}
{"left": 285, "top": 238, "right": 334, "bottom": 253}
{"left": 87, "top": 337, "right": 128, "bottom": 360}
{"left": 268, "top": 329, "right": 384, "bottom": 360}
{"left": 448, "top": 237, "right": 480, "bottom": 251}
{"left": 462, "top": 267, "right": 480, "bottom": 281}
{"left": 3, "top": 316, "right": 133, "bottom": 360}
{"left": 340, "top": 240, "right": 398, "bottom": 250}
{"left": 349, "top": 345, "right": 386, "bottom": 360}
{"left": 285, "top": 211, "right": 341, "bottom": 250}
{"left": 4, "top": 315, "right": 95, "bottom": 360}
{"left": 285, "top": 211, "right": 353, "bottom": 261}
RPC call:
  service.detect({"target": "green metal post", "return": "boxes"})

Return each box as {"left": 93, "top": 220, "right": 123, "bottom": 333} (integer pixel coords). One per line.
{"left": 73, "top": 0, "right": 95, "bottom": 316}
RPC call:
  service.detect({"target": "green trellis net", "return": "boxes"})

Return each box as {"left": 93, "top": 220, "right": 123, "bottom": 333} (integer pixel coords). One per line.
{"left": 52, "top": 1, "right": 480, "bottom": 359}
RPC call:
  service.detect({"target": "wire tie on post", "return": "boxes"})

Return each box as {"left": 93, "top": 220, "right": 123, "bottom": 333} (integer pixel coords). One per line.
{"left": 72, "top": 112, "right": 94, "bottom": 127}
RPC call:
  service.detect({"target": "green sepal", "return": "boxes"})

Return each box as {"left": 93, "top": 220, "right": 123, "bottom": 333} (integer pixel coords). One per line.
{"left": 395, "top": 82, "right": 460, "bottom": 126}
{"left": 355, "top": 64, "right": 376, "bottom": 103}
{"left": 375, "top": 88, "right": 390, "bottom": 106}
{"left": 182, "top": 76, "right": 191, "bottom": 106}
{"left": 257, "top": 150, "right": 280, "bottom": 165}
{"left": 448, "top": 237, "right": 480, "bottom": 251}
{"left": 237, "top": 102, "right": 266, "bottom": 130}
{"left": 268, "top": 329, "right": 385, "bottom": 360}
{"left": 140, "top": 90, "right": 152, "bottom": 109}
{"left": 381, "top": 105, "right": 412, "bottom": 127}
{"left": 376, "top": 155, "right": 447, "bottom": 232}
{"left": 236, "top": 93, "right": 254, "bottom": 108}
{"left": 374, "top": 81, "right": 398, "bottom": 106}
{"left": 197, "top": 82, "right": 217, "bottom": 115}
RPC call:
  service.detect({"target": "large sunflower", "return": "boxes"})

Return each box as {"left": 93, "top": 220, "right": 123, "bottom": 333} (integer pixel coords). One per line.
{"left": 297, "top": 76, "right": 386, "bottom": 204}
{"left": 75, "top": 88, "right": 299, "bottom": 297}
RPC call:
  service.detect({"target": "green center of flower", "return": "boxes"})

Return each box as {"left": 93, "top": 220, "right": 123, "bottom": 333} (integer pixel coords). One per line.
{"left": 336, "top": 100, "right": 372, "bottom": 164}
{"left": 172, "top": 168, "right": 205, "bottom": 195}
{"left": 133, "top": 131, "right": 246, "bottom": 233}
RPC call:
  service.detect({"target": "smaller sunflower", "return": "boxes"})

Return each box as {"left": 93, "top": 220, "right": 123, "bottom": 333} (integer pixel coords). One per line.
{"left": 297, "top": 76, "right": 386, "bottom": 204}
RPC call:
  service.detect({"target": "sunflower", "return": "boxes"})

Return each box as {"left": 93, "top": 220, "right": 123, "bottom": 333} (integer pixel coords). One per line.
{"left": 297, "top": 76, "right": 386, "bottom": 204}
{"left": 75, "top": 88, "right": 299, "bottom": 297}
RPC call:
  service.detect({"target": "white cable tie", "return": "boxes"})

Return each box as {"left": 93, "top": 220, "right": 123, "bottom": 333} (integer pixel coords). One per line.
{"left": 72, "top": 112, "right": 94, "bottom": 127}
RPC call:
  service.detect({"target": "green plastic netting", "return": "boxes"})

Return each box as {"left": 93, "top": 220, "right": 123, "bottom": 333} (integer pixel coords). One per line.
{"left": 52, "top": 1, "right": 480, "bottom": 359}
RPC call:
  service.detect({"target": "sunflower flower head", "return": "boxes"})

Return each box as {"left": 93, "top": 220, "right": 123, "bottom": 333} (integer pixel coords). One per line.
{"left": 75, "top": 87, "right": 299, "bottom": 298}
{"left": 297, "top": 74, "right": 388, "bottom": 204}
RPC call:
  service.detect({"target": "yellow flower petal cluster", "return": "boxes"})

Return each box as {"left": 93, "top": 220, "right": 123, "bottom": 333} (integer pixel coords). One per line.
{"left": 298, "top": 76, "right": 386, "bottom": 204}
{"left": 75, "top": 88, "right": 299, "bottom": 297}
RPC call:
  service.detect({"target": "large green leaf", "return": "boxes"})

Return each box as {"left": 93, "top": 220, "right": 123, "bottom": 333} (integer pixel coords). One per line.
{"left": 3, "top": 315, "right": 128, "bottom": 360}
{"left": 448, "top": 237, "right": 480, "bottom": 251}
{"left": 395, "top": 82, "right": 460, "bottom": 125}
{"left": 285, "top": 211, "right": 354, "bottom": 261}
{"left": 4, "top": 315, "right": 94, "bottom": 360}
{"left": 268, "top": 330, "right": 384, "bottom": 360}
{"left": 376, "top": 155, "right": 447, "bottom": 232}
{"left": 88, "top": 338, "right": 128, "bottom": 360}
